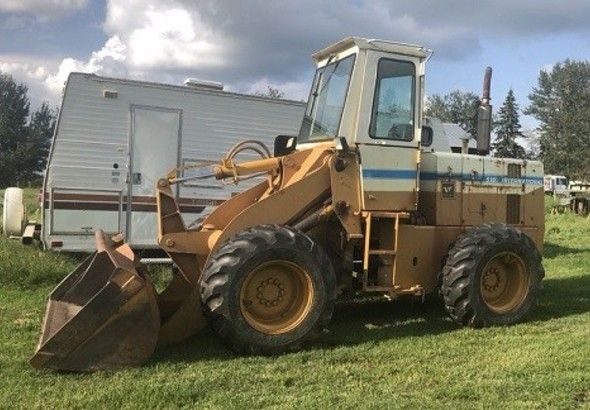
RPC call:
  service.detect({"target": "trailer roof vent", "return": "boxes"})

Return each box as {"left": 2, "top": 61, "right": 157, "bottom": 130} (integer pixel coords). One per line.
{"left": 183, "top": 78, "right": 224, "bottom": 91}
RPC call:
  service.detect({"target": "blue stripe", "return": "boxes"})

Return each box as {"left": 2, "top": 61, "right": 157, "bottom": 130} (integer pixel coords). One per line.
{"left": 362, "top": 169, "right": 417, "bottom": 179}
{"left": 363, "top": 169, "right": 543, "bottom": 185}
{"left": 419, "top": 172, "right": 439, "bottom": 181}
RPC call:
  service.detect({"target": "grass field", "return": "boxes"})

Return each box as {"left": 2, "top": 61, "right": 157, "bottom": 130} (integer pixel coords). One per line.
{"left": 0, "top": 190, "right": 589, "bottom": 408}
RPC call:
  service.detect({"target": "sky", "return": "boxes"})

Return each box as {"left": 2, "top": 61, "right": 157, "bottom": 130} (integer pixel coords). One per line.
{"left": 1, "top": 0, "right": 590, "bottom": 130}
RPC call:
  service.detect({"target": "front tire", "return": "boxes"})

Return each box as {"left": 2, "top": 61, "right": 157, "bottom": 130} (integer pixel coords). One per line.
{"left": 441, "top": 224, "right": 544, "bottom": 327}
{"left": 200, "top": 224, "right": 336, "bottom": 354}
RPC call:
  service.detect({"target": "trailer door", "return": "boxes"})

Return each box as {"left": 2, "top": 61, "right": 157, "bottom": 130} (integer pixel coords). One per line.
{"left": 128, "top": 106, "right": 181, "bottom": 246}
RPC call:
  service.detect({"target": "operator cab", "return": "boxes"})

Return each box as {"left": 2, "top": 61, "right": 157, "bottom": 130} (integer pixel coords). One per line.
{"left": 298, "top": 37, "right": 430, "bottom": 211}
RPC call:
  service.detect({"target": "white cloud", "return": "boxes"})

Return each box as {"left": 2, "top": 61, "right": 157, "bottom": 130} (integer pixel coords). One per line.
{"left": 0, "top": 0, "right": 88, "bottom": 20}
{"left": 126, "top": 8, "right": 223, "bottom": 69}
{"left": 2, "top": 0, "right": 232, "bottom": 106}
{"left": 0, "top": 58, "right": 56, "bottom": 104}
{"left": 104, "top": 0, "right": 226, "bottom": 70}
{"left": 0, "top": 36, "right": 129, "bottom": 106}
{"left": 41, "top": 36, "right": 128, "bottom": 93}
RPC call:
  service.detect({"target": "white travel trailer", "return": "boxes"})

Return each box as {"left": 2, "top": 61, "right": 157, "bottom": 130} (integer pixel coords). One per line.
{"left": 41, "top": 73, "right": 306, "bottom": 252}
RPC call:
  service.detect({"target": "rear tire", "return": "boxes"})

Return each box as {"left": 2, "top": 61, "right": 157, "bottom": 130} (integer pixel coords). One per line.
{"left": 200, "top": 224, "right": 336, "bottom": 354}
{"left": 441, "top": 224, "right": 544, "bottom": 327}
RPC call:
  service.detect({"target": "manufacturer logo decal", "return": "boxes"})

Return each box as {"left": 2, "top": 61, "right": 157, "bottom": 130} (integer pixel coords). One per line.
{"left": 442, "top": 181, "right": 456, "bottom": 199}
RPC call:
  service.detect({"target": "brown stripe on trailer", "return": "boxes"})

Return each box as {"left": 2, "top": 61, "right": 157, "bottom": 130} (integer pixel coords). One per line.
{"left": 47, "top": 192, "right": 225, "bottom": 205}
{"left": 46, "top": 201, "right": 207, "bottom": 213}
{"left": 45, "top": 193, "right": 224, "bottom": 213}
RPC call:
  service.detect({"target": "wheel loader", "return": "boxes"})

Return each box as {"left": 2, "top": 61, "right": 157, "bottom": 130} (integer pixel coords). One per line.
{"left": 31, "top": 37, "right": 545, "bottom": 371}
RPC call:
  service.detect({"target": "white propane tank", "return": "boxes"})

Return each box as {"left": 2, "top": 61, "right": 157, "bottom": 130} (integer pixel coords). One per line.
{"left": 2, "top": 187, "right": 25, "bottom": 236}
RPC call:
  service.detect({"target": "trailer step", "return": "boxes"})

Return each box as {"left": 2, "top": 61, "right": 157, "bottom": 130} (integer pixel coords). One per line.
{"left": 20, "top": 223, "right": 41, "bottom": 245}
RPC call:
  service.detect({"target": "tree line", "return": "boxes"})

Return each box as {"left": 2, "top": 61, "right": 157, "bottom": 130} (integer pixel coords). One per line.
{"left": 0, "top": 72, "right": 56, "bottom": 188}
{"left": 1, "top": 59, "right": 590, "bottom": 188}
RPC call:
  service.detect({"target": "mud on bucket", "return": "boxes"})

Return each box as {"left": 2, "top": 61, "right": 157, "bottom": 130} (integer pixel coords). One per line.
{"left": 30, "top": 230, "right": 160, "bottom": 371}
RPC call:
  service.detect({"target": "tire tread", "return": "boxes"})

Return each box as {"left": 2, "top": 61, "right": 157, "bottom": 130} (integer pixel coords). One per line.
{"left": 441, "top": 223, "right": 544, "bottom": 327}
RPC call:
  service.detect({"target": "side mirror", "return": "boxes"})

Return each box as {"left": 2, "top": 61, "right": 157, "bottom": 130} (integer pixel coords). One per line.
{"left": 421, "top": 126, "right": 433, "bottom": 147}
{"left": 274, "top": 135, "right": 297, "bottom": 157}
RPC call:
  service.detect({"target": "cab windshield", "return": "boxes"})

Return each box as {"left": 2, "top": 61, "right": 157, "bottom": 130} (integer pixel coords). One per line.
{"left": 298, "top": 54, "right": 355, "bottom": 142}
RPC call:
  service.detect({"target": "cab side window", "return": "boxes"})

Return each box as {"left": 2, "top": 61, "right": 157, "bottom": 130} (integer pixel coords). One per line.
{"left": 369, "top": 59, "right": 416, "bottom": 141}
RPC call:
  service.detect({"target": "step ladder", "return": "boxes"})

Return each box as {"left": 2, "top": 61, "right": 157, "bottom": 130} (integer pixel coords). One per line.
{"left": 362, "top": 211, "right": 406, "bottom": 291}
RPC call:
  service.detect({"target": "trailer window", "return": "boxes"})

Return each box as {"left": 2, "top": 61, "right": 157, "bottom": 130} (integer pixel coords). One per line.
{"left": 369, "top": 59, "right": 416, "bottom": 141}
{"left": 299, "top": 54, "right": 355, "bottom": 142}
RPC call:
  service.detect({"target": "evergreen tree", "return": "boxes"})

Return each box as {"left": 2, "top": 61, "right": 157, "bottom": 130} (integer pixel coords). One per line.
{"left": 526, "top": 60, "right": 590, "bottom": 179}
{"left": 24, "top": 103, "right": 57, "bottom": 182}
{"left": 0, "top": 72, "right": 57, "bottom": 187}
{"left": 425, "top": 90, "right": 480, "bottom": 137}
{"left": 492, "top": 89, "right": 526, "bottom": 159}
{"left": 0, "top": 72, "right": 30, "bottom": 187}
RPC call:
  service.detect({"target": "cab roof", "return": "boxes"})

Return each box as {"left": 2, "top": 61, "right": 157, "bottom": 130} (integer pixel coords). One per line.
{"left": 312, "top": 36, "right": 431, "bottom": 62}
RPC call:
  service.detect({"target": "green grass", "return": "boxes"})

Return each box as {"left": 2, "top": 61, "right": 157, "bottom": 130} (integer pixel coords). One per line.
{"left": 0, "top": 198, "right": 589, "bottom": 408}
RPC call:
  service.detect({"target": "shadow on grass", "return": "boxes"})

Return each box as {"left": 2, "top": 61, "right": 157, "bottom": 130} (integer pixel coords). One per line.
{"left": 543, "top": 242, "right": 590, "bottom": 259}
{"left": 152, "top": 272, "right": 590, "bottom": 365}
{"left": 532, "top": 273, "right": 590, "bottom": 321}
{"left": 151, "top": 298, "right": 454, "bottom": 366}
{"left": 318, "top": 297, "right": 453, "bottom": 348}
{"left": 150, "top": 327, "right": 234, "bottom": 365}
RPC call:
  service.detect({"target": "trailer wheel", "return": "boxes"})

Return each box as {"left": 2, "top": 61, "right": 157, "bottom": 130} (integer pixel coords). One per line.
{"left": 441, "top": 224, "right": 544, "bottom": 327}
{"left": 200, "top": 225, "right": 336, "bottom": 354}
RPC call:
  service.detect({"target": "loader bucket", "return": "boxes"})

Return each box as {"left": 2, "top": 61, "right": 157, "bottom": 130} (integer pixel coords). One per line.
{"left": 30, "top": 230, "right": 160, "bottom": 371}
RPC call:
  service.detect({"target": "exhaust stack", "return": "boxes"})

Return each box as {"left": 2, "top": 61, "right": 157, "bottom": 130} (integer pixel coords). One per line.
{"left": 476, "top": 66, "right": 493, "bottom": 155}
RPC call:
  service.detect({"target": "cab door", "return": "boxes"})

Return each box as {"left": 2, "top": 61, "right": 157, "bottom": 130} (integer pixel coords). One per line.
{"left": 355, "top": 53, "right": 422, "bottom": 211}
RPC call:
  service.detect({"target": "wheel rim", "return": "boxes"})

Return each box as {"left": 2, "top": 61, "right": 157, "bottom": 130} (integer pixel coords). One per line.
{"left": 240, "top": 260, "right": 314, "bottom": 334}
{"left": 480, "top": 251, "right": 530, "bottom": 314}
